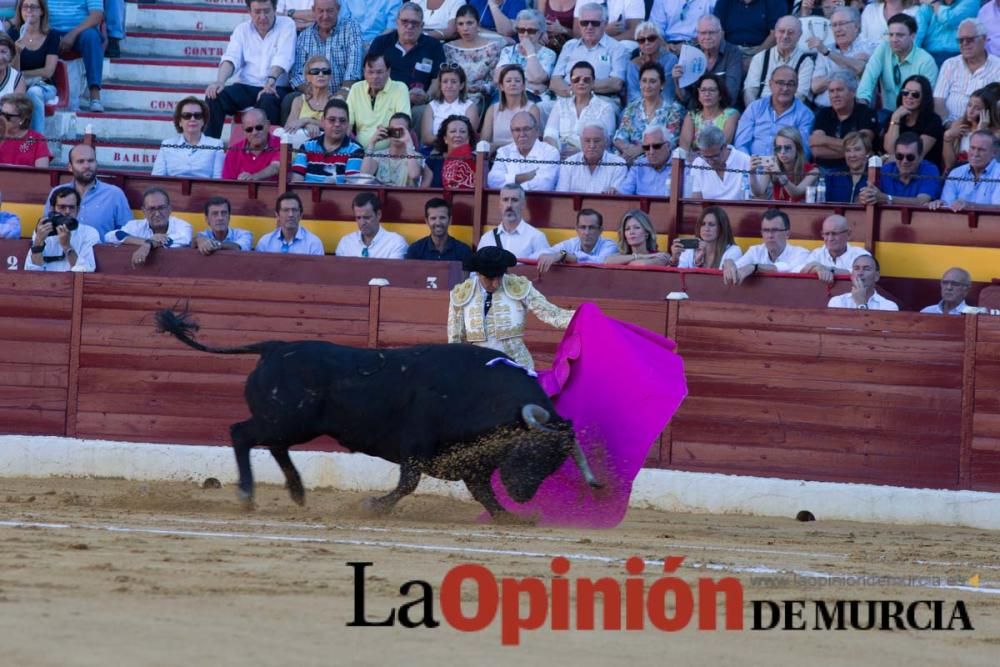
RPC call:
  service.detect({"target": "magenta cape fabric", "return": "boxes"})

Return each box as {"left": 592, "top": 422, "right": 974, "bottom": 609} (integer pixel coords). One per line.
{"left": 490, "top": 302, "right": 688, "bottom": 528}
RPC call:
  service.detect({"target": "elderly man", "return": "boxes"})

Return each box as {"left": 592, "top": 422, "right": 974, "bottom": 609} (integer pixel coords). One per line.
{"left": 288, "top": 0, "right": 363, "bottom": 102}
{"left": 712, "top": 0, "right": 786, "bottom": 61}
{"left": 929, "top": 131, "right": 1000, "bottom": 211}
{"left": 487, "top": 111, "right": 559, "bottom": 191}
{"left": 921, "top": 268, "right": 973, "bottom": 315}
{"left": 477, "top": 183, "right": 550, "bottom": 259}
{"left": 933, "top": 19, "right": 1000, "bottom": 124}
{"left": 194, "top": 196, "right": 253, "bottom": 254}
{"left": 857, "top": 13, "right": 938, "bottom": 115}
{"left": 690, "top": 125, "right": 751, "bottom": 200}
{"left": 205, "top": 0, "right": 296, "bottom": 138}
{"left": 256, "top": 192, "right": 324, "bottom": 254}
{"left": 107, "top": 187, "right": 194, "bottom": 269}
{"left": 744, "top": 16, "right": 814, "bottom": 106}
{"left": 535, "top": 208, "right": 617, "bottom": 273}
{"left": 221, "top": 108, "right": 281, "bottom": 181}
{"left": 50, "top": 0, "right": 105, "bottom": 111}
{"left": 44, "top": 144, "right": 131, "bottom": 239}
{"left": 798, "top": 215, "right": 871, "bottom": 283}
{"left": 340, "top": 0, "right": 401, "bottom": 45}
{"left": 673, "top": 15, "right": 743, "bottom": 106}
{"left": 555, "top": 125, "right": 628, "bottom": 194}
{"left": 347, "top": 53, "right": 410, "bottom": 149}
{"left": 735, "top": 66, "right": 815, "bottom": 160}
{"left": 570, "top": 0, "right": 642, "bottom": 43}
{"left": 859, "top": 133, "right": 942, "bottom": 206}
{"left": 335, "top": 191, "right": 408, "bottom": 259}
{"left": 723, "top": 208, "right": 809, "bottom": 285}
{"left": 367, "top": 3, "right": 445, "bottom": 110}
{"left": 810, "top": 6, "right": 876, "bottom": 108}
{"left": 405, "top": 197, "right": 472, "bottom": 262}
{"left": 615, "top": 125, "right": 672, "bottom": 197}
{"left": 649, "top": 0, "right": 716, "bottom": 45}
{"left": 808, "top": 71, "right": 879, "bottom": 171}
{"left": 26, "top": 187, "right": 99, "bottom": 273}
{"left": 290, "top": 99, "right": 364, "bottom": 183}
{"left": 550, "top": 4, "right": 628, "bottom": 107}
{"left": 827, "top": 254, "right": 898, "bottom": 311}
{"left": 494, "top": 10, "right": 556, "bottom": 100}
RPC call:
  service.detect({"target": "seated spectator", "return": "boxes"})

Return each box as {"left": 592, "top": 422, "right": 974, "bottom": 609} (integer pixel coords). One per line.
{"left": 810, "top": 6, "right": 876, "bottom": 108}
{"left": 222, "top": 108, "right": 281, "bottom": 181}
{"left": 549, "top": 4, "right": 628, "bottom": 108}
{"left": 625, "top": 22, "right": 677, "bottom": 107}
{"left": 921, "top": 267, "right": 972, "bottom": 315}
{"left": 678, "top": 73, "right": 740, "bottom": 158}
{"left": 486, "top": 110, "right": 559, "bottom": 191}
{"left": 25, "top": 186, "right": 98, "bottom": 272}
{"left": 44, "top": 144, "right": 131, "bottom": 239}
{"left": 361, "top": 112, "right": 430, "bottom": 187}
{"left": 883, "top": 75, "right": 943, "bottom": 167}
{"left": 290, "top": 99, "right": 364, "bottom": 183}
{"left": 494, "top": 9, "right": 556, "bottom": 101}
{"left": 538, "top": 0, "right": 575, "bottom": 53}
{"left": 255, "top": 192, "right": 324, "bottom": 254}
{"left": 0, "top": 92, "right": 49, "bottom": 167}
{"left": 649, "top": 0, "right": 716, "bottom": 45}
{"left": 347, "top": 53, "right": 411, "bottom": 151}
{"left": 922, "top": 0, "right": 981, "bottom": 66}
{"left": 735, "top": 66, "right": 815, "bottom": 161}
{"left": 570, "top": 0, "right": 641, "bottom": 43}
{"left": 859, "top": 0, "right": 926, "bottom": 46}
{"left": 808, "top": 71, "right": 878, "bottom": 172}
{"left": 825, "top": 131, "right": 873, "bottom": 203}
{"left": 476, "top": 183, "right": 550, "bottom": 258}
{"left": 604, "top": 209, "right": 670, "bottom": 267}
{"left": 463, "top": 0, "right": 524, "bottom": 38}
{"left": 405, "top": 196, "right": 473, "bottom": 261}
{"left": 428, "top": 114, "right": 477, "bottom": 190}
{"left": 194, "top": 196, "right": 253, "bottom": 254}
{"left": 827, "top": 254, "right": 899, "bottom": 311}
{"left": 481, "top": 64, "right": 541, "bottom": 153}
{"left": 555, "top": 124, "right": 628, "bottom": 194}
{"left": 287, "top": 0, "right": 363, "bottom": 106}
{"left": 535, "top": 207, "right": 617, "bottom": 272}
{"left": 613, "top": 62, "right": 684, "bottom": 166}
{"left": 673, "top": 15, "right": 743, "bottom": 106}
{"left": 713, "top": 0, "right": 787, "bottom": 63}
{"left": 943, "top": 87, "right": 1000, "bottom": 172}
{"left": 415, "top": 0, "right": 463, "bottom": 40}
{"left": 981, "top": 1, "right": 1000, "bottom": 58}
{"left": 278, "top": 0, "right": 315, "bottom": 31}
{"left": 933, "top": 18, "right": 1000, "bottom": 125}
{"left": 205, "top": 0, "right": 296, "bottom": 138}
{"left": 857, "top": 13, "right": 937, "bottom": 116}
{"left": 929, "top": 130, "right": 1000, "bottom": 210}
{"left": 615, "top": 124, "right": 672, "bottom": 197}
{"left": 340, "top": 0, "right": 401, "bottom": 45}
{"left": 744, "top": 15, "right": 815, "bottom": 107}
{"left": 47, "top": 0, "right": 102, "bottom": 111}
{"left": 444, "top": 4, "right": 502, "bottom": 110}
{"left": 367, "top": 3, "right": 446, "bottom": 113}
{"left": 106, "top": 187, "right": 194, "bottom": 269}
{"left": 0, "top": 190, "right": 20, "bottom": 238}
{"left": 282, "top": 55, "right": 334, "bottom": 148}
{"left": 13, "top": 0, "right": 59, "bottom": 134}
{"left": 543, "top": 61, "right": 616, "bottom": 159}
{"left": 335, "top": 191, "right": 408, "bottom": 258}
{"left": 795, "top": 0, "right": 838, "bottom": 53}
{"left": 859, "top": 133, "right": 942, "bottom": 206}
{"left": 798, "top": 214, "right": 871, "bottom": 283}
{"left": 152, "top": 97, "right": 224, "bottom": 179}
{"left": 668, "top": 205, "right": 743, "bottom": 269}
{"left": 722, "top": 208, "right": 810, "bottom": 284}
{"left": 690, "top": 125, "right": 752, "bottom": 201}
{"left": 749, "top": 126, "right": 820, "bottom": 202}
{"left": 420, "top": 63, "right": 480, "bottom": 148}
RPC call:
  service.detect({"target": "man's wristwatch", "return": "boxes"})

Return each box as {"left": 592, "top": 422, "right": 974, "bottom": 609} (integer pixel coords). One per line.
{"left": 559, "top": 249, "right": 568, "bottom": 262}
{"left": 288, "top": 9, "right": 296, "bottom": 17}
{"left": 857, "top": 304, "right": 868, "bottom": 310}
{"left": 886, "top": 194, "right": 893, "bottom": 205}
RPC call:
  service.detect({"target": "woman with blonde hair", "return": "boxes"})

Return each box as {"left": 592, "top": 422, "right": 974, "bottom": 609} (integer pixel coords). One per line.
{"left": 282, "top": 54, "right": 333, "bottom": 147}
{"left": 749, "top": 126, "right": 819, "bottom": 202}
{"left": 481, "top": 64, "right": 541, "bottom": 152}
{"left": 605, "top": 209, "right": 670, "bottom": 266}
{"left": 669, "top": 206, "right": 742, "bottom": 269}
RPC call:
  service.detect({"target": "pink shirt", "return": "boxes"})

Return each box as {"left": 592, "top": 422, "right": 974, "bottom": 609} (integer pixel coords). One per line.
{"left": 221, "top": 134, "right": 281, "bottom": 180}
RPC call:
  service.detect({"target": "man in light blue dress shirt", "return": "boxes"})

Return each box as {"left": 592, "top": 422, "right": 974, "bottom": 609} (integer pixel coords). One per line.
{"left": 535, "top": 208, "right": 618, "bottom": 273}
{"left": 44, "top": 144, "right": 132, "bottom": 240}
{"left": 616, "top": 125, "right": 673, "bottom": 197}
{"left": 194, "top": 197, "right": 254, "bottom": 254}
{"left": 255, "top": 192, "right": 325, "bottom": 255}
{"left": 929, "top": 131, "right": 1000, "bottom": 211}
{"left": 734, "top": 65, "right": 815, "bottom": 160}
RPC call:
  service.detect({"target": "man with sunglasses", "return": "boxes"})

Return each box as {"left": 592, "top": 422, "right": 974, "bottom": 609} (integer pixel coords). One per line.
{"left": 290, "top": 98, "right": 364, "bottom": 183}
{"left": 615, "top": 125, "right": 673, "bottom": 196}
{"left": 221, "top": 108, "right": 282, "bottom": 181}
{"left": 929, "top": 130, "right": 1000, "bottom": 211}
{"left": 367, "top": 3, "right": 445, "bottom": 110}
{"left": 932, "top": 18, "right": 1000, "bottom": 124}
{"left": 287, "top": 0, "right": 363, "bottom": 107}
{"left": 25, "top": 187, "right": 99, "bottom": 273}
{"left": 106, "top": 187, "right": 193, "bottom": 269}
{"left": 735, "top": 66, "right": 815, "bottom": 160}
{"left": 856, "top": 13, "right": 937, "bottom": 115}
{"left": 921, "top": 268, "right": 973, "bottom": 315}
{"left": 570, "top": 0, "right": 642, "bottom": 43}
{"left": 549, "top": 4, "right": 628, "bottom": 108}
{"left": 859, "top": 133, "right": 941, "bottom": 206}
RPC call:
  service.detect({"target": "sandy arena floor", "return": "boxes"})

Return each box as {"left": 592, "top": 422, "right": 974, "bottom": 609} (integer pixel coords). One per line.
{"left": 1, "top": 476, "right": 998, "bottom": 666}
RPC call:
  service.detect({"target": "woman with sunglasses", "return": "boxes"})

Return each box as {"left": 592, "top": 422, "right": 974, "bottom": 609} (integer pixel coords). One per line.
{"left": 605, "top": 209, "right": 671, "bottom": 267}
{"left": 626, "top": 22, "right": 677, "bottom": 106}
{"left": 668, "top": 205, "right": 742, "bottom": 269}
{"left": 443, "top": 5, "right": 503, "bottom": 111}
{"left": 883, "top": 74, "right": 942, "bottom": 167}
{"left": 493, "top": 9, "right": 556, "bottom": 101}
{"left": 824, "top": 131, "right": 872, "bottom": 203}
{"left": 542, "top": 60, "right": 615, "bottom": 159}
{"left": 749, "top": 126, "right": 819, "bottom": 201}
{"left": 420, "top": 63, "right": 479, "bottom": 148}
{"left": 0, "top": 92, "right": 49, "bottom": 166}
{"left": 11, "top": 0, "right": 57, "bottom": 134}
{"left": 429, "top": 114, "right": 478, "bottom": 190}
{"left": 282, "top": 55, "right": 333, "bottom": 148}
{"left": 481, "top": 64, "right": 540, "bottom": 152}
{"left": 943, "top": 86, "right": 1000, "bottom": 172}
{"left": 613, "top": 62, "right": 684, "bottom": 165}
{"left": 152, "top": 96, "right": 224, "bottom": 179}
{"left": 678, "top": 73, "right": 739, "bottom": 156}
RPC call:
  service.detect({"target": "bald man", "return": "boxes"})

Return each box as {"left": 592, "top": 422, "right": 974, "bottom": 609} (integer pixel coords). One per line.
{"left": 797, "top": 214, "right": 871, "bottom": 283}
{"left": 921, "top": 268, "right": 972, "bottom": 315}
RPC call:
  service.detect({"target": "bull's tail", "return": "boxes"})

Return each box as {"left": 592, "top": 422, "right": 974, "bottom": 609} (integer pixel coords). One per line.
{"left": 155, "top": 307, "right": 270, "bottom": 356}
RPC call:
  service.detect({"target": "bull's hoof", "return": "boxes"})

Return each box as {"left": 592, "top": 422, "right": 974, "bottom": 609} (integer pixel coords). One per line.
{"left": 358, "top": 497, "right": 393, "bottom": 517}
{"left": 236, "top": 490, "right": 256, "bottom": 512}
{"left": 289, "top": 489, "right": 306, "bottom": 507}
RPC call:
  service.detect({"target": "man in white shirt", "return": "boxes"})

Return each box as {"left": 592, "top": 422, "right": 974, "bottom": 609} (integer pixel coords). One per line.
{"left": 549, "top": 3, "right": 628, "bottom": 107}
{"left": 932, "top": 18, "right": 1000, "bottom": 124}
{"left": 810, "top": 6, "right": 875, "bottom": 108}
{"left": 477, "top": 184, "right": 550, "bottom": 259}
{"left": 689, "top": 125, "right": 751, "bottom": 201}
{"left": 921, "top": 268, "right": 972, "bottom": 315}
{"left": 204, "top": 0, "right": 297, "bottom": 138}
{"left": 555, "top": 125, "right": 628, "bottom": 194}
{"left": 798, "top": 214, "right": 871, "bottom": 283}
{"left": 535, "top": 208, "right": 617, "bottom": 273}
{"left": 827, "top": 254, "right": 899, "bottom": 311}
{"left": 106, "top": 187, "right": 193, "bottom": 269}
{"left": 572, "top": 0, "right": 644, "bottom": 43}
{"left": 744, "top": 15, "right": 814, "bottom": 106}
{"left": 486, "top": 111, "right": 560, "bottom": 192}
{"left": 723, "top": 208, "right": 809, "bottom": 285}
{"left": 335, "top": 191, "right": 408, "bottom": 258}
{"left": 25, "top": 187, "right": 99, "bottom": 273}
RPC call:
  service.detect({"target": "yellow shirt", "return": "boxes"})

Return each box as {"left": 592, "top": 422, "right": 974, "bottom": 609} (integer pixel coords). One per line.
{"left": 346, "top": 80, "right": 412, "bottom": 150}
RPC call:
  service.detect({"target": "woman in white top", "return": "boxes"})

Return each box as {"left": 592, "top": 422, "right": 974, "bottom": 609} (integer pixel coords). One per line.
{"left": 480, "top": 64, "right": 541, "bottom": 152}
{"left": 416, "top": 0, "right": 465, "bottom": 40}
{"left": 542, "top": 60, "right": 615, "bottom": 158}
{"left": 152, "top": 97, "right": 224, "bottom": 179}
{"left": 420, "top": 63, "right": 479, "bottom": 147}
{"left": 669, "top": 205, "right": 743, "bottom": 269}
{"left": 859, "top": 0, "right": 923, "bottom": 44}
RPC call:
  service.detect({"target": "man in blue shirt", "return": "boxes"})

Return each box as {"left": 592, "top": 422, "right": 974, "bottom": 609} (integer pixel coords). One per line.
{"left": 340, "top": 0, "right": 401, "bottom": 46}
{"left": 255, "top": 192, "right": 325, "bottom": 255}
{"left": 44, "top": 144, "right": 131, "bottom": 240}
{"left": 859, "top": 132, "right": 942, "bottom": 206}
{"left": 713, "top": 0, "right": 786, "bottom": 54}
{"left": 615, "top": 125, "right": 672, "bottom": 197}
{"left": 405, "top": 197, "right": 472, "bottom": 261}
{"left": 535, "top": 208, "right": 617, "bottom": 273}
{"left": 930, "top": 130, "right": 1000, "bottom": 211}
{"left": 734, "top": 65, "right": 815, "bottom": 160}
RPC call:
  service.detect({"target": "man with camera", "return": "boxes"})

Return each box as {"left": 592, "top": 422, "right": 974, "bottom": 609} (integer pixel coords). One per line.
{"left": 25, "top": 187, "right": 99, "bottom": 272}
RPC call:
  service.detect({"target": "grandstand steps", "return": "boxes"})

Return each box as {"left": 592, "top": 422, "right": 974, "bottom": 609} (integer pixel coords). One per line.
{"left": 101, "top": 82, "right": 208, "bottom": 113}
{"left": 126, "top": 2, "right": 248, "bottom": 34}
{"left": 104, "top": 57, "right": 220, "bottom": 86}
{"left": 124, "top": 30, "right": 230, "bottom": 59}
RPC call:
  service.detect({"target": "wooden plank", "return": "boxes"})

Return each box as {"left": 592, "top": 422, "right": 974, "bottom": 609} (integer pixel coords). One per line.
{"left": 81, "top": 310, "right": 370, "bottom": 339}
{"left": 960, "top": 314, "right": 977, "bottom": 487}
{"left": 682, "top": 354, "right": 963, "bottom": 386}
{"left": 77, "top": 368, "right": 247, "bottom": 396}
{"left": 0, "top": 362, "right": 68, "bottom": 388}
{"left": 0, "top": 408, "right": 68, "bottom": 435}
{"left": 972, "top": 412, "right": 1000, "bottom": 437}
{"left": 972, "top": 436, "right": 1000, "bottom": 453}
{"left": 82, "top": 323, "right": 369, "bottom": 349}
{"left": 973, "top": 361, "right": 1000, "bottom": 390}
{"left": 66, "top": 272, "right": 83, "bottom": 438}
{"left": 76, "top": 392, "right": 249, "bottom": 419}
{"left": 0, "top": 386, "right": 67, "bottom": 411}
{"left": 0, "top": 341, "right": 69, "bottom": 365}
{"left": 82, "top": 294, "right": 370, "bottom": 320}
{"left": 0, "top": 318, "right": 75, "bottom": 343}
{"left": 970, "top": 450, "right": 1000, "bottom": 490}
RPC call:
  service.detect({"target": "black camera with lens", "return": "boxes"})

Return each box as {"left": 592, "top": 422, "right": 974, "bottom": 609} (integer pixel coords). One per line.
{"left": 47, "top": 213, "right": 80, "bottom": 236}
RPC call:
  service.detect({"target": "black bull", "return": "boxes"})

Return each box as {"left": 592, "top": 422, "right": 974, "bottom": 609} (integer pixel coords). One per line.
{"left": 155, "top": 309, "right": 600, "bottom": 517}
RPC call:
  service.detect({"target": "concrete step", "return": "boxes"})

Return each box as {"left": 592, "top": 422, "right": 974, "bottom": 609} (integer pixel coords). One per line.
{"left": 126, "top": 2, "right": 247, "bottom": 33}
{"left": 104, "top": 56, "right": 219, "bottom": 85}
{"left": 74, "top": 111, "right": 234, "bottom": 144}
{"left": 101, "top": 81, "right": 207, "bottom": 112}
{"left": 124, "top": 30, "right": 229, "bottom": 59}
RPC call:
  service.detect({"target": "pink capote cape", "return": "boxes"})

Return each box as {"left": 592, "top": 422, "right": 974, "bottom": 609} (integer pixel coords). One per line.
{"left": 490, "top": 302, "right": 687, "bottom": 528}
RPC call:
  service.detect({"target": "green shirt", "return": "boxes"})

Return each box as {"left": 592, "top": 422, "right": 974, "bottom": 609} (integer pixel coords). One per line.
{"left": 857, "top": 41, "right": 939, "bottom": 113}
{"left": 346, "top": 80, "right": 412, "bottom": 151}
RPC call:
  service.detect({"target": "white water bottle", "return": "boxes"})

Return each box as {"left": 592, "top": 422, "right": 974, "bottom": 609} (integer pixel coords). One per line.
{"left": 816, "top": 176, "right": 827, "bottom": 203}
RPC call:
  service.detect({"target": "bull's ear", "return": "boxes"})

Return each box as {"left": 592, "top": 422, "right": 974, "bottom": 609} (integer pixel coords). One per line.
{"left": 499, "top": 442, "right": 555, "bottom": 504}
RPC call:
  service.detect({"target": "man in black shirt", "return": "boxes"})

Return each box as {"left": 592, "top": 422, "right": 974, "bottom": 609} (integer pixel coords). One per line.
{"left": 808, "top": 71, "right": 879, "bottom": 171}
{"left": 406, "top": 197, "right": 473, "bottom": 262}
{"left": 365, "top": 2, "right": 445, "bottom": 109}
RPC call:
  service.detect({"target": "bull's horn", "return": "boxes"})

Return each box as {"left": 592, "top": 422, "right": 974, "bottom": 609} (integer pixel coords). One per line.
{"left": 571, "top": 441, "right": 602, "bottom": 489}
{"left": 521, "top": 404, "right": 556, "bottom": 432}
